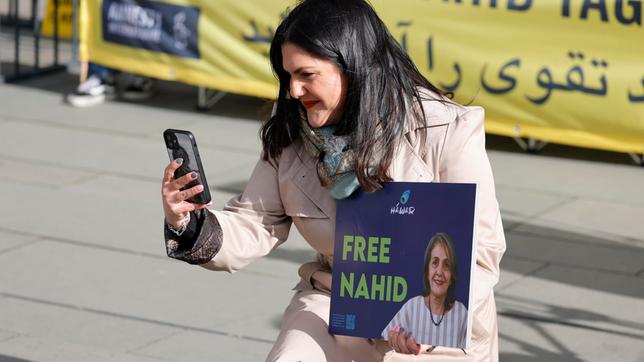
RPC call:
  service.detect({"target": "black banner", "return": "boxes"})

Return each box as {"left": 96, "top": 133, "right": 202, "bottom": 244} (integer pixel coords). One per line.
{"left": 102, "top": 0, "right": 200, "bottom": 58}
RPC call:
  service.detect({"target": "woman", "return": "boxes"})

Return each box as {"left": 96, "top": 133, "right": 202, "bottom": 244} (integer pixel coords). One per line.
{"left": 161, "top": 0, "right": 505, "bottom": 360}
{"left": 382, "top": 233, "right": 468, "bottom": 350}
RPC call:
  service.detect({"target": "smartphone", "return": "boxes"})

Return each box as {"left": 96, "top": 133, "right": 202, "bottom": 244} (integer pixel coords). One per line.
{"left": 163, "top": 129, "right": 212, "bottom": 204}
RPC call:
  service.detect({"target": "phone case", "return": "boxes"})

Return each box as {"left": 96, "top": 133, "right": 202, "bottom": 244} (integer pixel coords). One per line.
{"left": 163, "top": 129, "right": 212, "bottom": 204}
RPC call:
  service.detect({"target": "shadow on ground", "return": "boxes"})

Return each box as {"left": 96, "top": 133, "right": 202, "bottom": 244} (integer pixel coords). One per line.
{"left": 486, "top": 134, "right": 636, "bottom": 166}
{"left": 0, "top": 355, "right": 34, "bottom": 362}
{"left": 500, "top": 330, "right": 585, "bottom": 362}
{"left": 502, "top": 222, "right": 644, "bottom": 299}
{"left": 498, "top": 221, "right": 644, "bottom": 360}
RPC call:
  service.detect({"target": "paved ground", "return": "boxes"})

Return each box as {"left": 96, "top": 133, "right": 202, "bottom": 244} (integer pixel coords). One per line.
{"left": 0, "top": 71, "right": 643, "bottom": 362}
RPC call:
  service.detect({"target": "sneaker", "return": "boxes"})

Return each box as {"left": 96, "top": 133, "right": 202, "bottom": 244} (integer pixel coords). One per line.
{"left": 121, "top": 76, "right": 155, "bottom": 101}
{"left": 66, "top": 74, "right": 115, "bottom": 108}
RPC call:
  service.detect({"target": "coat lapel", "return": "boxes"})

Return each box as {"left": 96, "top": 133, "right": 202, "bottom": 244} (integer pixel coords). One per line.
{"left": 291, "top": 148, "right": 336, "bottom": 219}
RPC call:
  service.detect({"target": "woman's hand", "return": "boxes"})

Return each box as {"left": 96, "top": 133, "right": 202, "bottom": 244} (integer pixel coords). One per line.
{"left": 162, "top": 159, "right": 210, "bottom": 228}
{"left": 388, "top": 326, "right": 421, "bottom": 355}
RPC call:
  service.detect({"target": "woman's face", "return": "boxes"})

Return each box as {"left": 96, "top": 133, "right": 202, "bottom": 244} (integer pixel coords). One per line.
{"left": 428, "top": 243, "right": 452, "bottom": 300}
{"left": 281, "top": 42, "right": 347, "bottom": 128}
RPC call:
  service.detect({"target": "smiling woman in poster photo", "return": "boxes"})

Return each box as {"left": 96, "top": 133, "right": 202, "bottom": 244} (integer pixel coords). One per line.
{"left": 382, "top": 232, "right": 468, "bottom": 350}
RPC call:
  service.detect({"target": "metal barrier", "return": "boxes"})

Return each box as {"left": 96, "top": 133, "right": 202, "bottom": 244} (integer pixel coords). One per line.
{"left": 1, "top": 0, "right": 66, "bottom": 82}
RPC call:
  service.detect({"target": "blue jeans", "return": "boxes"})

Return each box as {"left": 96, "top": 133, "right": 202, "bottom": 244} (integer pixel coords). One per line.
{"left": 88, "top": 63, "right": 118, "bottom": 79}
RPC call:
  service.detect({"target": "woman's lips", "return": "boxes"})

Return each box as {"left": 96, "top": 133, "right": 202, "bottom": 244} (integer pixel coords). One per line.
{"left": 302, "top": 100, "right": 319, "bottom": 109}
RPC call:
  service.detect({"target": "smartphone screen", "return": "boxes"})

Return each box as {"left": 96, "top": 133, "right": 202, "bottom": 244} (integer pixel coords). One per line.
{"left": 163, "top": 129, "right": 212, "bottom": 204}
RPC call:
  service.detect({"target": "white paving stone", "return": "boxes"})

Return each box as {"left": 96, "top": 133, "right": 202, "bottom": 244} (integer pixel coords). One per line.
{"left": 62, "top": 174, "right": 241, "bottom": 216}
{"left": 0, "top": 180, "right": 165, "bottom": 254}
{"left": 0, "top": 240, "right": 295, "bottom": 332}
{"left": 0, "top": 335, "right": 168, "bottom": 362}
{"left": 0, "top": 82, "right": 196, "bottom": 138}
{"left": 62, "top": 174, "right": 167, "bottom": 204}
{"left": 216, "top": 311, "right": 284, "bottom": 343}
{"left": 0, "top": 121, "right": 258, "bottom": 182}
{"left": 0, "top": 159, "right": 98, "bottom": 187}
{"left": 135, "top": 330, "right": 272, "bottom": 362}
{"left": 497, "top": 265, "right": 644, "bottom": 337}
{"left": 534, "top": 199, "right": 644, "bottom": 245}
{"left": 509, "top": 222, "right": 644, "bottom": 255}
{"left": 504, "top": 230, "right": 644, "bottom": 274}
{"left": 495, "top": 185, "right": 572, "bottom": 229}
{"left": 499, "top": 313, "right": 644, "bottom": 362}
{"left": 0, "top": 230, "right": 39, "bottom": 254}
{"left": 0, "top": 328, "right": 18, "bottom": 342}
{"left": 0, "top": 177, "right": 311, "bottom": 258}
{"left": 488, "top": 150, "right": 644, "bottom": 207}
{"left": 497, "top": 256, "right": 547, "bottom": 291}
{"left": 0, "top": 297, "right": 178, "bottom": 353}
{"left": 185, "top": 116, "right": 263, "bottom": 155}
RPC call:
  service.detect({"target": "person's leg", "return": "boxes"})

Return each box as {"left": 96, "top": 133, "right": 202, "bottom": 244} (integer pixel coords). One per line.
{"left": 87, "top": 62, "right": 117, "bottom": 80}
{"left": 120, "top": 73, "right": 156, "bottom": 101}
{"left": 67, "top": 62, "right": 116, "bottom": 107}
{"left": 267, "top": 290, "right": 385, "bottom": 362}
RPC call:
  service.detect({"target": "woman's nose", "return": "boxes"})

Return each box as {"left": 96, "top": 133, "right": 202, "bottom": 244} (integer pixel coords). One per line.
{"left": 289, "top": 78, "right": 305, "bottom": 99}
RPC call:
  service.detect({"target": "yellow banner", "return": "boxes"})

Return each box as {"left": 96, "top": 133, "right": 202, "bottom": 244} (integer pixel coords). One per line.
{"left": 81, "top": 0, "right": 644, "bottom": 154}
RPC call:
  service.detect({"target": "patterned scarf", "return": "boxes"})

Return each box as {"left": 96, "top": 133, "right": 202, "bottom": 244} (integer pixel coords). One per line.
{"left": 299, "top": 118, "right": 361, "bottom": 200}
{"left": 297, "top": 94, "right": 412, "bottom": 199}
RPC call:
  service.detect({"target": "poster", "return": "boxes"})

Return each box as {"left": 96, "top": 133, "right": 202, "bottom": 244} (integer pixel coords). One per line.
{"left": 330, "top": 182, "right": 478, "bottom": 349}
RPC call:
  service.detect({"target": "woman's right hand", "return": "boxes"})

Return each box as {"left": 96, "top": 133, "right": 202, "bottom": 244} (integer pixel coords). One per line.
{"left": 161, "top": 158, "right": 210, "bottom": 228}
{"left": 388, "top": 326, "right": 421, "bottom": 355}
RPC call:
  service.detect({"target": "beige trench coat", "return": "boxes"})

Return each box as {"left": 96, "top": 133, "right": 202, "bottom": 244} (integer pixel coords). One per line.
{"left": 166, "top": 95, "right": 506, "bottom": 361}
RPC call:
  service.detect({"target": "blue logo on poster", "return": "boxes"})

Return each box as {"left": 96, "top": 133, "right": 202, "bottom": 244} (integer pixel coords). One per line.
{"left": 400, "top": 190, "right": 411, "bottom": 204}
{"left": 346, "top": 314, "right": 356, "bottom": 330}
{"left": 102, "top": 0, "right": 200, "bottom": 58}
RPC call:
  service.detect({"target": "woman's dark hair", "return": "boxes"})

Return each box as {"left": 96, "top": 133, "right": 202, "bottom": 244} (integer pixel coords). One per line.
{"left": 423, "top": 232, "right": 458, "bottom": 310}
{"left": 261, "top": 0, "right": 449, "bottom": 191}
